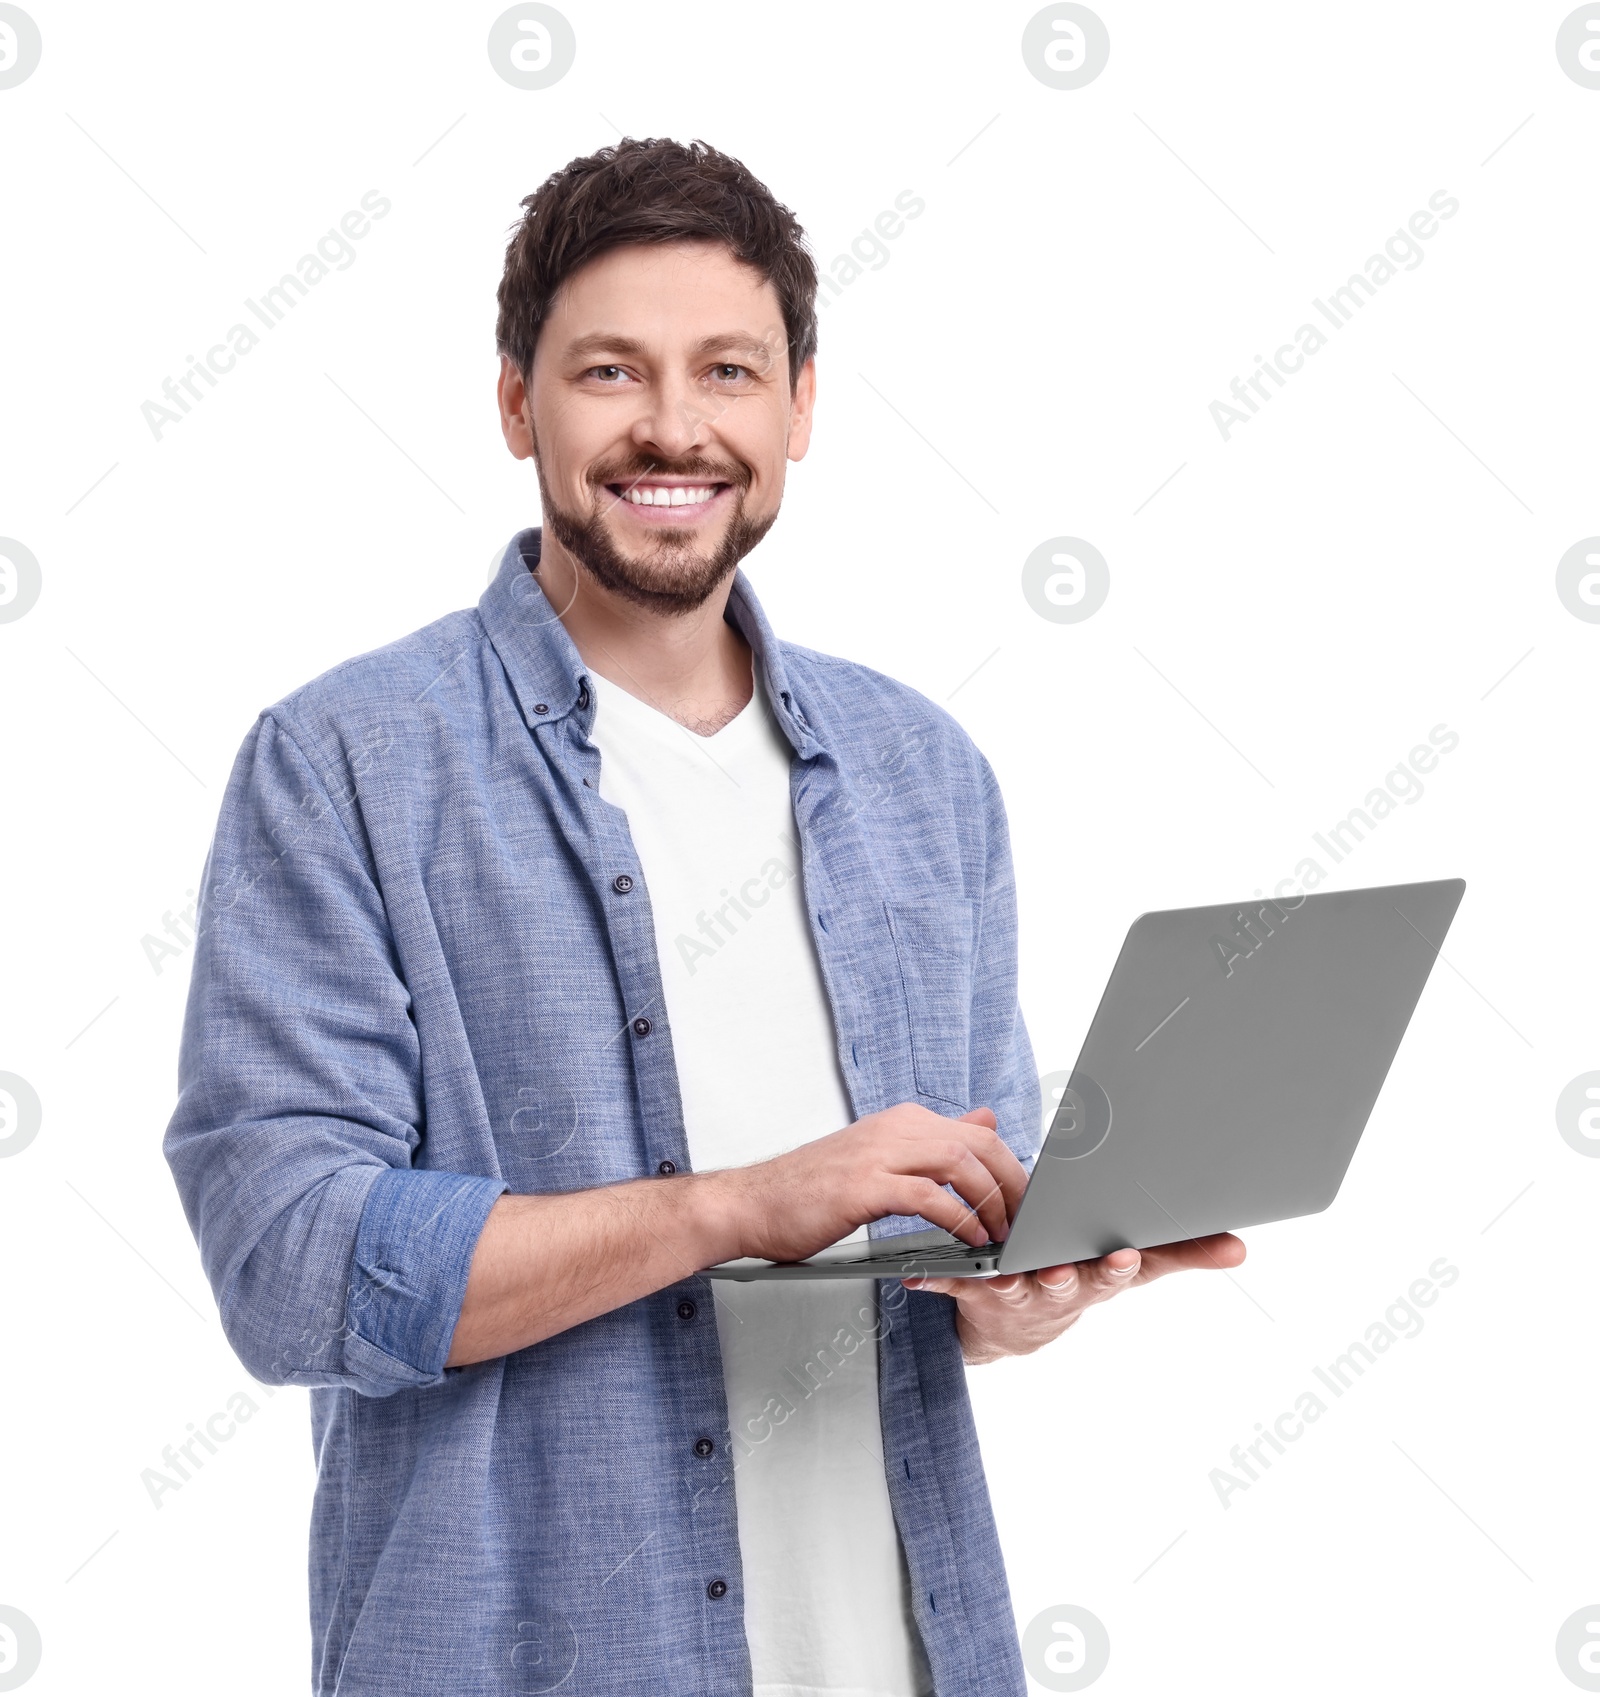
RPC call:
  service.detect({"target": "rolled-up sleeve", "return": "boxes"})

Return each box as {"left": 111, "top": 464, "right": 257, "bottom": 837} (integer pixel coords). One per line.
{"left": 164, "top": 710, "right": 505, "bottom": 1397}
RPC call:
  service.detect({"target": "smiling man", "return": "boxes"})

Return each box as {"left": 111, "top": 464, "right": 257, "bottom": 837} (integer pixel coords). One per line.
{"left": 166, "top": 138, "right": 1240, "bottom": 1697}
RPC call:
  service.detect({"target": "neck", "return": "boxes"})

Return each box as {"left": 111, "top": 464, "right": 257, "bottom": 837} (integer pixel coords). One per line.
{"left": 535, "top": 530, "right": 755, "bottom": 736}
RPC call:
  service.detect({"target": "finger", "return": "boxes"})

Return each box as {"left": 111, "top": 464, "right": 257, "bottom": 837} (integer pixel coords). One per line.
{"left": 897, "top": 1140, "right": 1013, "bottom": 1244}
{"left": 950, "top": 1115, "right": 1030, "bottom": 1224}
{"left": 901, "top": 1272, "right": 1018, "bottom": 1300}
{"left": 1135, "top": 1233, "right": 1246, "bottom": 1277}
{"left": 878, "top": 1176, "right": 994, "bottom": 1246}
{"left": 898, "top": 1105, "right": 1027, "bottom": 1225}
{"left": 937, "top": 1271, "right": 1030, "bottom": 1305}
{"left": 1032, "top": 1263, "right": 1082, "bottom": 1300}
{"left": 1083, "top": 1248, "right": 1142, "bottom": 1296}
{"left": 939, "top": 1149, "right": 1015, "bottom": 1245}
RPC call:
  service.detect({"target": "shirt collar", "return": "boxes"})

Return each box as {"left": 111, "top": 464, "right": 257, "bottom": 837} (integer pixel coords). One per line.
{"left": 478, "top": 528, "right": 822, "bottom": 757}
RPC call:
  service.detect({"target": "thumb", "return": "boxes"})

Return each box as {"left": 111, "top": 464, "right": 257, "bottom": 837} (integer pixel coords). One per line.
{"left": 958, "top": 1105, "right": 997, "bottom": 1129}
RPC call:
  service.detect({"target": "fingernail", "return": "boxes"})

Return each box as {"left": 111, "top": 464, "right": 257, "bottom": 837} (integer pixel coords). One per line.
{"left": 1110, "top": 1261, "right": 1138, "bottom": 1275}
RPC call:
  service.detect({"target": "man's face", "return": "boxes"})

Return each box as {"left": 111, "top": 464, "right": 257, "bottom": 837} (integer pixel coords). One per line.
{"left": 501, "top": 240, "right": 815, "bottom": 613}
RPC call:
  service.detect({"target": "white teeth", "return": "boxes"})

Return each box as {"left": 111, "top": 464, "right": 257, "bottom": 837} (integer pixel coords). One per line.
{"left": 621, "top": 484, "right": 717, "bottom": 507}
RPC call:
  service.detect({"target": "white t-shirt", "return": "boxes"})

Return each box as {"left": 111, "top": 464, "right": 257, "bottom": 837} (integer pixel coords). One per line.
{"left": 589, "top": 668, "right": 932, "bottom": 1697}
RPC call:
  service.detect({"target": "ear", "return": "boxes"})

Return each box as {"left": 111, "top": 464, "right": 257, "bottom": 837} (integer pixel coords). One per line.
{"left": 497, "top": 354, "right": 536, "bottom": 461}
{"left": 786, "top": 357, "right": 817, "bottom": 463}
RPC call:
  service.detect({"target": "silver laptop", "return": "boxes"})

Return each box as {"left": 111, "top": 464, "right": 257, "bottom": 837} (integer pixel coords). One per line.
{"left": 708, "top": 878, "right": 1465, "bottom": 1282}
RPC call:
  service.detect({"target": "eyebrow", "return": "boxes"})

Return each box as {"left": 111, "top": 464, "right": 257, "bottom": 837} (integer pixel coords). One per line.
{"left": 562, "top": 331, "right": 780, "bottom": 370}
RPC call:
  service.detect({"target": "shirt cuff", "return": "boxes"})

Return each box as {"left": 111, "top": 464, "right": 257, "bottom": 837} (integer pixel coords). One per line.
{"left": 347, "top": 1168, "right": 508, "bottom": 1386}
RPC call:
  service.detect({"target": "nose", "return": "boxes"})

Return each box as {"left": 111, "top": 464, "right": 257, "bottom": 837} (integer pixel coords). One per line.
{"left": 628, "top": 370, "right": 718, "bottom": 462}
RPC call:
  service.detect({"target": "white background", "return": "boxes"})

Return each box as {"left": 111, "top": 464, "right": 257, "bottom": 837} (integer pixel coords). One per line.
{"left": 2, "top": 2, "right": 1597, "bottom": 1692}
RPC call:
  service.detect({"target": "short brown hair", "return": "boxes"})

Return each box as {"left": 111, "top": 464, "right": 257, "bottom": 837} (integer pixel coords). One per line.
{"left": 495, "top": 137, "right": 819, "bottom": 389}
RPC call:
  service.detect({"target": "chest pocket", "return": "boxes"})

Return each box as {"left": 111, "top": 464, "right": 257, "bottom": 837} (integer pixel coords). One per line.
{"left": 885, "top": 899, "right": 976, "bottom": 1108}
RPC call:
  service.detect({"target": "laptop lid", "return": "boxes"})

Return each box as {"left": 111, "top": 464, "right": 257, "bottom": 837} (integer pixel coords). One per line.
{"left": 995, "top": 878, "right": 1465, "bottom": 1275}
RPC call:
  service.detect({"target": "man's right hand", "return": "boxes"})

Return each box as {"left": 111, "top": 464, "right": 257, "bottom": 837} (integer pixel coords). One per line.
{"left": 707, "top": 1102, "right": 1028, "bottom": 1265}
{"left": 446, "top": 1102, "right": 1027, "bottom": 1367}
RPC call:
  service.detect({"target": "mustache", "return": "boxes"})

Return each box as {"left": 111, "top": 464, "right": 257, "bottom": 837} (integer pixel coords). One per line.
{"left": 588, "top": 457, "right": 749, "bottom": 492}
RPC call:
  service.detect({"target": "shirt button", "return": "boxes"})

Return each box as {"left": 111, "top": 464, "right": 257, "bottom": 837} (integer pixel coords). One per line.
{"left": 706, "top": 1579, "right": 728, "bottom": 1601}
{"left": 533, "top": 703, "right": 549, "bottom": 715}
{"left": 613, "top": 874, "right": 634, "bottom": 894}
{"left": 657, "top": 1159, "right": 676, "bottom": 1176}
{"left": 578, "top": 686, "right": 590, "bottom": 709}
{"left": 632, "top": 1017, "right": 652, "bottom": 1037}
{"left": 693, "top": 1437, "right": 715, "bottom": 1458}
{"left": 676, "top": 1300, "right": 696, "bottom": 1320}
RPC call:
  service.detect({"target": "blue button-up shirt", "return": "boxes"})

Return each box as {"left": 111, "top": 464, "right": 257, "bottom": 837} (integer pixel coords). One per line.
{"left": 165, "top": 529, "right": 1041, "bottom": 1696}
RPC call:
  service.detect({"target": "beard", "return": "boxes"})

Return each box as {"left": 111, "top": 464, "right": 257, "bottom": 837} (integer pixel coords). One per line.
{"left": 534, "top": 451, "right": 776, "bottom": 614}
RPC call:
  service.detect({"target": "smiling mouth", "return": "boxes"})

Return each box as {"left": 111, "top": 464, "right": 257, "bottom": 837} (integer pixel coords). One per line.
{"left": 606, "top": 480, "right": 731, "bottom": 510}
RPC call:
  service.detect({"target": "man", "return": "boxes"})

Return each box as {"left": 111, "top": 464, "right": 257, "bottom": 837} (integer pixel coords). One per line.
{"left": 166, "top": 137, "right": 1242, "bottom": 1697}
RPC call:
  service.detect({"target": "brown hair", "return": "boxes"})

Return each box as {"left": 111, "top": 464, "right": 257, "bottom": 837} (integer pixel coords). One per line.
{"left": 495, "top": 137, "right": 818, "bottom": 390}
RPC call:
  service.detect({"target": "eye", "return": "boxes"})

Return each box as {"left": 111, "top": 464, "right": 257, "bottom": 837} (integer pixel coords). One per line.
{"left": 711, "top": 363, "right": 749, "bottom": 383}
{"left": 586, "top": 365, "right": 630, "bottom": 383}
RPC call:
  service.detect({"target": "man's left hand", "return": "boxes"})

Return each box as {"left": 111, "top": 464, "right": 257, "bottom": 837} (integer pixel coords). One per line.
{"left": 902, "top": 1233, "right": 1246, "bottom": 1366}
